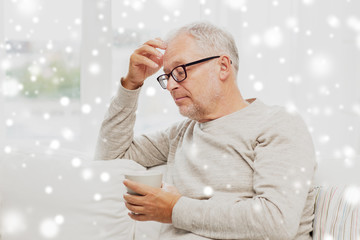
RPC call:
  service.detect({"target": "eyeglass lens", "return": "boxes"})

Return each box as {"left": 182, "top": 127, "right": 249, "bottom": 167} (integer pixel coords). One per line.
{"left": 158, "top": 66, "right": 186, "bottom": 89}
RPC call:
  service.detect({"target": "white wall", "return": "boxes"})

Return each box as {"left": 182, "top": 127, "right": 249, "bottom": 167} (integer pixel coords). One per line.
{"left": 80, "top": 0, "right": 112, "bottom": 154}
{"left": 0, "top": 0, "right": 4, "bottom": 147}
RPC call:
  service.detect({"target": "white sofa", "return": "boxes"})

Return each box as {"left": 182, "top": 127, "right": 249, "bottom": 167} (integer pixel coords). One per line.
{"left": 0, "top": 146, "right": 359, "bottom": 240}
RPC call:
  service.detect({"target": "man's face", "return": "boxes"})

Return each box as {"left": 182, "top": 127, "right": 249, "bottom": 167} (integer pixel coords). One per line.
{"left": 162, "top": 34, "right": 221, "bottom": 122}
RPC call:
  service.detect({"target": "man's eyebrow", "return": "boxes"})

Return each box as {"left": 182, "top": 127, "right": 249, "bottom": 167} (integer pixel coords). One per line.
{"left": 163, "top": 60, "right": 184, "bottom": 73}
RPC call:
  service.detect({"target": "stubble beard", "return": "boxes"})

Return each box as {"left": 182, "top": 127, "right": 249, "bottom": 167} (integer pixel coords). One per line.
{"left": 179, "top": 102, "right": 203, "bottom": 121}
{"left": 178, "top": 77, "right": 221, "bottom": 122}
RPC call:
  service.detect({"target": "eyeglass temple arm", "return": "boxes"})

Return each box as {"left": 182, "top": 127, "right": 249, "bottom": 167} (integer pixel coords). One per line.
{"left": 183, "top": 56, "right": 220, "bottom": 67}
{"left": 183, "top": 56, "right": 232, "bottom": 68}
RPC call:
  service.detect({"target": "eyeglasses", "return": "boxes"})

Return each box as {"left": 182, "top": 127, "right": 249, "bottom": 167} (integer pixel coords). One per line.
{"left": 157, "top": 56, "right": 220, "bottom": 89}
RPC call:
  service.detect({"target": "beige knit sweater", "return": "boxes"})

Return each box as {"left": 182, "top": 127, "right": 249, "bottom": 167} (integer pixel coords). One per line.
{"left": 95, "top": 84, "right": 317, "bottom": 240}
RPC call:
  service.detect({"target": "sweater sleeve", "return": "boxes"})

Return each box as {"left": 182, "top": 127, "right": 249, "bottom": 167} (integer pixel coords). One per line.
{"left": 94, "top": 82, "right": 170, "bottom": 167}
{"left": 171, "top": 111, "right": 317, "bottom": 240}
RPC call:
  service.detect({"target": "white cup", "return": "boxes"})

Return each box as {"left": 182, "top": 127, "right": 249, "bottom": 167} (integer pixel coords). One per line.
{"left": 124, "top": 171, "right": 163, "bottom": 195}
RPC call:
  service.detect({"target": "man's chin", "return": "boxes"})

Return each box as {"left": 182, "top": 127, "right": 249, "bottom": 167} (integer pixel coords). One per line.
{"left": 178, "top": 106, "right": 190, "bottom": 118}
{"left": 179, "top": 106, "right": 200, "bottom": 121}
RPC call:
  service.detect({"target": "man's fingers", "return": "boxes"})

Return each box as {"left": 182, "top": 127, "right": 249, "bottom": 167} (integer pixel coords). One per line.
{"left": 128, "top": 212, "right": 148, "bottom": 222}
{"left": 131, "top": 54, "right": 159, "bottom": 69}
{"left": 123, "top": 193, "right": 143, "bottom": 205}
{"left": 149, "top": 54, "right": 163, "bottom": 66}
{"left": 125, "top": 202, "right": 145, "bottom": 213}
{"left": 135, "top": 44, "right": 163, "bottom": 58}
{"left": 123, "top": 179, "right": 154, "bottom": 196}
{"left": 144, "top": 38, "right": 167, "bottom": 50}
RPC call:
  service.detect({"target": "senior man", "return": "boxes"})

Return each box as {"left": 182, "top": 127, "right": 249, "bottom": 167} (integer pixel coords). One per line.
{"left": 95, "top": 22, "right": 317, "bottom": 240}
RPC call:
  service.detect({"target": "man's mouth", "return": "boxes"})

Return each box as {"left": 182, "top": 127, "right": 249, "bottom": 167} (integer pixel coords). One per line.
{"left": 174, "top": 96, "right": 188, "bottom": 103}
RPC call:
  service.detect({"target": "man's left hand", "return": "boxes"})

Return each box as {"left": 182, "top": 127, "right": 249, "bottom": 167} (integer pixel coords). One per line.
{"left": 123, "top": 179, "right": 182, "bottom": 223}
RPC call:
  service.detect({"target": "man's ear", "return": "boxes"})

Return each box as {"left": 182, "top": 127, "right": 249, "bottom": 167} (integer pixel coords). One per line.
{"left": 219, "top": 55, "right": 232, "bottom": 81}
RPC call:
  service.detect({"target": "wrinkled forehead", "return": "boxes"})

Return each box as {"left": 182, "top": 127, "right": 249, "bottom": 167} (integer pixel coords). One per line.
{"left": 163, "top": 35, "right": 202, "bottom": 72}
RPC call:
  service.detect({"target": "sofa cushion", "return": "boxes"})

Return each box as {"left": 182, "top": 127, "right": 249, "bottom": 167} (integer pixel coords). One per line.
{"left": 313, "top": 185, "right": 360, "bottom": 240}
{"left": 0, "top": 148, "right": 147, "bottom": 240}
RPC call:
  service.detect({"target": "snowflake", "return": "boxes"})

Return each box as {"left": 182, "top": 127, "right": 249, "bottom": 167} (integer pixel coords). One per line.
{"left": 204, "top": 8, "right": 211, "bottom": 15}
{"left": 74, "top": 18, "right": 81, "bottom": 25}
{"left": 309, "top": 55, "right": 332, "bottom": 78}
{"left": 81, "top": 104, "right": 92, "bottom": 114}
{"left": 54, "top": 215, "right": 64, "bottom": 225}
{"left": 1, "top": 59, "right": 11, "bottom": 71}
{"left": 94, "top": 193, "right": 102, "bottom": 201}
{"left": 17, "top": 0, "right": 39, "bottom": 15}
{"left": 347, "top": 16, "right": 360, "bottom": 32}
{"left": 344, "top": 158, "right": 354, "bottom": 168}
{"left": 343, "top": 145, "right": 355, "bottom": 158}
{"left": 88, "top": 63, "right": 101, "bottom": 75}
{"left": 249, "top": 34, "right": 261, "bottom": 46}
{"left": 72, "top": 157, "right": 82, "bottom": 168}
{"left": 163, "top": 15, "right": 170, "bottom": 22}
{"left": 43, "top": 113, "right": 50, "bottom": 120}
{"left": 1, "top": 210, "right": 26, "bottom": 234}
{"left": 6, "top": 118, "right": 14, "bottom": 127}
{"left": 319, "top": 135, "right": 330, "bottom": 144}
{"left": 253, "top": 81, "right": 263, "bottom": 92}
{"left": 60, "top": 97, "right": 70, "bottom": 106}
{"left": 45, "top": 186, "right": 53, "bottom": 194}
{"left": 327, "top": 15, "right": 341, "bottom": 28}
{"left": 344, "top": 186, "right": 360, "bottom": 205}
{"left": 2, "top": 78, "right": 22, "bottom": 97}
{"left": 95, "top": 97, "right": 102, "bottom": 104}
{"left": 263, "top": 27, "right": 284, "bottom": 48}
{"left": 356, "top": 34, "right": 360, "bottom": 50}
{"left": 203, "top": 186, "right": 213, "bottom": 197}
{"left": 302, "top": 0, "right": 314, "bottom": 6}
{"left": 146, "top": 86, "right": 156, "bottom": 97}
{"left": 224, "top": 0, "right": 247, "bottom": 10}
{"left": 100, "top": 172, "right": 111, "bottom": 182}
{"left": 352, "top": 104, "right": 360, "bottom": 116}
{"left": 32, "top": 17, "right": 39, "bottom": 23}
{"left": 65, "top": 46, "right": 72, "bottom": 53}
{"left": 92, "top": 49, "right": 99, "bottom": 56}
{"left": 253, "top": 202, "right": 262, "bottom": 212}
{"left": 49, "top": 139, "right": 60, "bottom": 149}
{"left": 62, "top": 128, "right": 74, "bottom": 141}
{"left": 39, "top": 218, "right": 59, "bottom": 238}
{"left": 82, "top": 168, "right": 93, "bottom": 180}
{"left": 138, "top": 22, "right": 145, "bottom": 29}
{"left": 286, "top": 17, "right": 298, "bottom": 29}
{"left": 4, "top": 146, "right": 12, "bottom": 154}
{"left": 157, "top": 0, "right": 184, "bottom": 11}
{"left": 189, "top": 143, "right": 198, "bottom": 158}
{"left": 293, "top": 181, "right": 302, "bottom": 190}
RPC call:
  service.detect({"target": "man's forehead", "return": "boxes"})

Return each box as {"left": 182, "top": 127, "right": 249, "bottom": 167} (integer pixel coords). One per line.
{"left": 162, "top": 52, "right": 188, "bottom": 73}
{"left": 162, "top": 34, "right": 198, "bottom": 72}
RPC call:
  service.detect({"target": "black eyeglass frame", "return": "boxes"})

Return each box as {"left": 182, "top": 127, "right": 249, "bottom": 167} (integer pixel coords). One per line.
{"left": 157, "top": 55, "right": 223, "bottom": 89}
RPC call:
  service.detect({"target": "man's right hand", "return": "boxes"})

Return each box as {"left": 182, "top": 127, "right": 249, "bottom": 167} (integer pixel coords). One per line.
{"left": 122, "top": 38, "right": 167, "bottom": 90}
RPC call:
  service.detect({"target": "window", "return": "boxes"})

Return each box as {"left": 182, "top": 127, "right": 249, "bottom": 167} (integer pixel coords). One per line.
{"left": 1, "top": 0, "right": 82, "bottom": 151}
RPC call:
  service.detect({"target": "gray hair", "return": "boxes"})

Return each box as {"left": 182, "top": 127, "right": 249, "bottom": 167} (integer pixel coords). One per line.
{"left": 165, "top": 22, "right": 239, "bottom": 74}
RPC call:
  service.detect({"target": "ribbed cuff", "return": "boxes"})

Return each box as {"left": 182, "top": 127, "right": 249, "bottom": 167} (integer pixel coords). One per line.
{"left": 113, "top": 78, "right": 142, "bottom": 108}
{"left": 172, "top": 196, "right": 202, "bottom": 232}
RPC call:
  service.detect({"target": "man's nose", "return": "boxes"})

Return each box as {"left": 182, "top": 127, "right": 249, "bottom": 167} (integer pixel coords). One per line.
{"left": 166, "top": 76, "right": 180, "bottom": 91}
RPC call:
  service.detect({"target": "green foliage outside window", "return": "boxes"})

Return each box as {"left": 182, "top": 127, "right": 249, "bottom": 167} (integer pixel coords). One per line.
{"left": 6, "top": 59, "right": 80, "bottom": 99}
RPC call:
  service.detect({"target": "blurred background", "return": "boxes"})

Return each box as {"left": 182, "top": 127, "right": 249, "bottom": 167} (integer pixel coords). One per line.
{"left": 1, "top": 0, "right": 359, "bottom": 184}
